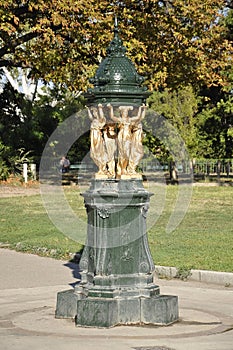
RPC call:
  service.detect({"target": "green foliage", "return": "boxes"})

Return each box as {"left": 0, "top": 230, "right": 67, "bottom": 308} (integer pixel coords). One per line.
{"left": 0, "top": 82, "right": 25, "bottom": 149}
{"left": 144, "top": 80, "right": 233, "bottom": 160}
{"left": 0, "top": 142, "right": 32, "bottom": 180}
{"left": 0, "top": 1, "right": 232, "bottom": 177}
{"left": 0, "top": 161, "right": 9, "bottom": 181}
{"left": 0, "top": 142, "right": 10, "bottom": 180}
{"left": 0, "top": 141, "right": 10, "bottom": 178}
{"left": 144, "top": 86, "right": 199, "bottom": 160}
{"left": 197, "top": 86, "right": 233, "bottom": 159}
{"left": 0, "top": 0, "right": 231, "bottom": 90}
{"left": 0, "top": 81, "right": 86, "bottom": 176}
{"left": 175, "top": 266, "right": 192, "bottom": 281}
{"left": 28, "top": 86, "right": 86, "bottom": 163}
{"left": 11, "top": 148, "right": 32, "bottom": 174}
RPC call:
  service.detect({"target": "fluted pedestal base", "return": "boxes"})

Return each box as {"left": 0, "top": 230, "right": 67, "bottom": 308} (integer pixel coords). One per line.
{"left": 55, "top": 179, "right": 179, "bottom": 327}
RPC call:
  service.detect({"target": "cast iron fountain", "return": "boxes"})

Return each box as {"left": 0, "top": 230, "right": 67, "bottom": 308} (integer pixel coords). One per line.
{"left": 55, "top": 18, "right": 179, "bottom": 327}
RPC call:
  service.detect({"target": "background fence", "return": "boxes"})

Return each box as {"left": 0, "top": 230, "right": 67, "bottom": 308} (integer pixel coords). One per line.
{"left": 66, "top": 159, "right": 233, "bottom": 185}
{"left": 140, "top": 158, "right": 233, "bottom": 178}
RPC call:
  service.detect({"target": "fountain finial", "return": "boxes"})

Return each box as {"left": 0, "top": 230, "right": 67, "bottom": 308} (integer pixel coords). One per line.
{"left": 114, "top": 15, "right": 118, "bottom": 35}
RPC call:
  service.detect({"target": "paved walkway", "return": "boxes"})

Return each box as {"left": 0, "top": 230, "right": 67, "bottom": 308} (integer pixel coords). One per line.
{"left": 0, "top": 248, "right": 233, "bottom": 350}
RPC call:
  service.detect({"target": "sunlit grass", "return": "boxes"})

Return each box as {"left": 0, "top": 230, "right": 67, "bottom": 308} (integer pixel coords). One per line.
{"left": 148, "top": 185, "right": 233, "bottom": 272}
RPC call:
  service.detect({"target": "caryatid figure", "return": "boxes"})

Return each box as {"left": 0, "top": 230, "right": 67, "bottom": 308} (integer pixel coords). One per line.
{"left": 107, "top": 104, "right": 133, "bottom": 175}
{"left": 87, "top": 104, "right": 107, "bottom": 175}
{"left": 108, "top": 103, "right": 147, "bottom": 176}
{"left": 128, "top": 104, "right": 147, "bottom": 175}
{"left": 103, "top": 123, "right": 117, "bottom": 177}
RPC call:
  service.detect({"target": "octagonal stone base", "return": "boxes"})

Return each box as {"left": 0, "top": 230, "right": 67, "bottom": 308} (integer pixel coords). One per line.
{"left": 56, "top": 289, "right": 178, "bottom": 327}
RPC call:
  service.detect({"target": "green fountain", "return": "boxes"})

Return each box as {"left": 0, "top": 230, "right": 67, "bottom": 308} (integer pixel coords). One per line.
{"left": 55, "top": 18, "right": 179, "bottom": 327}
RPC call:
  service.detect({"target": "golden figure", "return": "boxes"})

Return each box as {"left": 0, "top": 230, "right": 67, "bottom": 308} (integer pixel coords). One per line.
{"left": 108, "top": 104, "right": 133, "bottom": 175}
{"left": 128, "top": 104, "right": 147, "bottom": 175}
{"left": 87, "top": 103, "right": 146, "bottom": 178}
{"left": 107, "top": 103, "right": 146, "bottom": 177}
{"left": 103, "top": 123, "right": 117, "bottom": 177}
{"left": 87, "top": 104, "right": 107, "bottom": 175}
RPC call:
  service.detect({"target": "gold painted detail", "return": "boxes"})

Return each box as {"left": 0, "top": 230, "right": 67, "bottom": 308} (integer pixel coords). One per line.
{"left": 87, "top": 104, "right": 147, "bottom": 179}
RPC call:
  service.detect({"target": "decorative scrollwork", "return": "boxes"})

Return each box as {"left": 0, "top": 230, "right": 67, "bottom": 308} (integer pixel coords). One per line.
{"left": 79, "top": 258, "right": 88, "bottom": 271}
{"left": 141, "top": 204, "right": 149, "bottom": 218}
{"left": 139, "top": 262, "right": 150, "bottom": 273}
{"left": 121, "top": 246, "right": 134, "bottom": 261}
{"left": 97, "top": 208, "right": 110, "bottom": 219}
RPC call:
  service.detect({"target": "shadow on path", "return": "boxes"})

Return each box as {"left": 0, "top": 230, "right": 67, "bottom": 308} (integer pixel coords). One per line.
{"left": 63, "top": 250, "right": 83, "bottom": 288}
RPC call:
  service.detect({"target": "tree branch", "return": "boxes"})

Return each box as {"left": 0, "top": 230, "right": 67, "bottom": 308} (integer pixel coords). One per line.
{"left": 0, "top": 59, "right": 31, "bottom": 68}
{"left": 0, "top": 31, "right": 39, "bottom": 58}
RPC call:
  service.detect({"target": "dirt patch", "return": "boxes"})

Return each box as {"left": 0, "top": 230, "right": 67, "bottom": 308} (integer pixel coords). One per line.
{"left": 0, "top": 185, "right": 40, "bottom": 197}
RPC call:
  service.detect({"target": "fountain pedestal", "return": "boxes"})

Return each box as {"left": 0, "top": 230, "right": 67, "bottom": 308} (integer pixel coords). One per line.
{"left": 56, "top": 179, "right": 178, "bottom": 327}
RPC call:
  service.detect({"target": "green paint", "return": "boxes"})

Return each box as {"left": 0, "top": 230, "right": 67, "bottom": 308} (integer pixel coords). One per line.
{"left": 84, "top": 19, "right": 151, "bottom": 107}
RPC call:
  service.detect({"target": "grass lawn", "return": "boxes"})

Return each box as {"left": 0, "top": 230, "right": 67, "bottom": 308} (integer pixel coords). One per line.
{"left": 0, "top": 192, "right": 82, "bottom": 260}
{"left": 0, "top": 184, "right": 232, "bottom": 272}
{"left": 148, "top": 185, "right": 233, "bottom": 272}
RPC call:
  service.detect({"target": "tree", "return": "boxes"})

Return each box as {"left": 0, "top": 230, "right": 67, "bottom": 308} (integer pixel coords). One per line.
{"left": 196, "top": 97, "right": 233, "bottom": 159}
{"left": 146, "top": 86, "right": 199, "bottom": 158}
{"left": 0, "top": 78, "right": 85, "bottom": 175}
{"left": 1, "top": 0, "right": 232, "bottom": 178}
{"left": 2, "top": 67, "right": 45, "bottom": 101}
{"left": 143, "top": 3, "right": 233, "bottom": 161}
{"left": 0, "top": 0, "right": 112, "bottom": 90}
{"left": 0, "top": 0, "right": 231, "bottom": 91}
{"left": 116, "top": 0, "right": 232, "bottom": 90}
{"left": 194, "top": 7, "right": 233, "bottom": 159}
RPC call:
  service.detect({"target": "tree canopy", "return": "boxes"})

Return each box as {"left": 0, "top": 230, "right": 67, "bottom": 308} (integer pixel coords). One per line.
{"left": 0, "top": 1, "right": 233, "bottom": 181}
{"left": 0, "top": 0, "right": 232, "bottom": 91}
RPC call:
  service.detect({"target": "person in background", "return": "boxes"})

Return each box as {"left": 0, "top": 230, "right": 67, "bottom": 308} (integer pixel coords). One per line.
{"left": 60, "top": 155, "right": 70, "bottom": 173}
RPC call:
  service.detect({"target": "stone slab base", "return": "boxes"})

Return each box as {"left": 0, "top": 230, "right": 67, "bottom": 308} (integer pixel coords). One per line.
{"left": 56, "top": 289, "right": 178, "bottom": 327}
{"left": 75, "top": 294, "right": 178, "bottom": 328}
{"left": 55, "top": 289, "right": 80, "bottom": 319}
{"left": 141, "top": 295, "right": 179, "bottom": 325}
